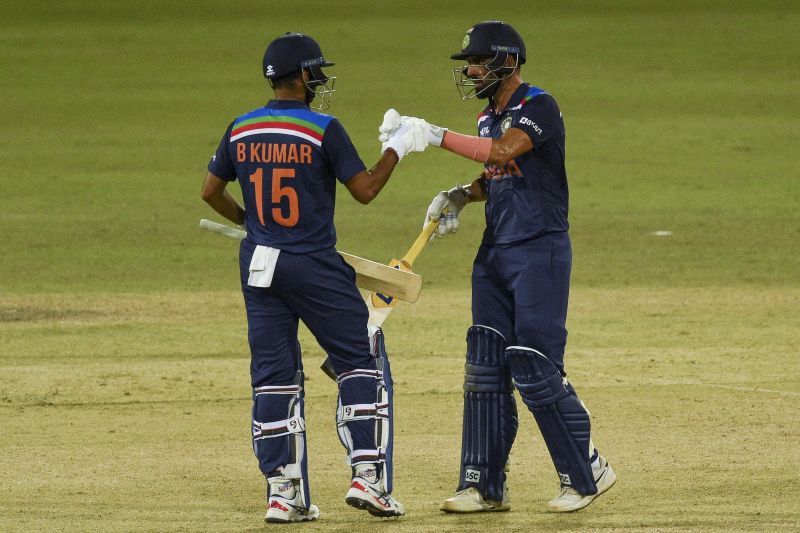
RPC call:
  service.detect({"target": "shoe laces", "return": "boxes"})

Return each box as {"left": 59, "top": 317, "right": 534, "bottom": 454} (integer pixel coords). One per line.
{"left": 454, "top": 487, "right": 482, "bottom": 501}
{"left": 558, "top": 486, "right": 580, "bottom": 498}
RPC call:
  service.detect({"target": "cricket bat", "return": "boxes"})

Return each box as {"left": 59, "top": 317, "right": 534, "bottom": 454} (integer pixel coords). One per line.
{"left": 364, "top": 219, "right": 439, "bottom": 327}
{"left": 199, "top": 218, "right": 422, "bottom": 303}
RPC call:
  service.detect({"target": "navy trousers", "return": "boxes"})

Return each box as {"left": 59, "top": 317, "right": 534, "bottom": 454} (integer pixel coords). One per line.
{"left": 471, "top": 231, "right": 572, "bottom": 371}
{"left": 239, "top": 240, "right": 376, "bottom": 386}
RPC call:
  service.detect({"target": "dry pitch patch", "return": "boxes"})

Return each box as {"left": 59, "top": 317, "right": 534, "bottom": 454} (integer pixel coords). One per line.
{"left": 1, "top": 288, "right": 798, "bottom": 531}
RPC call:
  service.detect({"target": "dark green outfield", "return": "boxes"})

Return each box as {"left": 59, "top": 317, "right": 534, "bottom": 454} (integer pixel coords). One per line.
{"left": 1, "top": 0, "right": 797, "bottom": 292}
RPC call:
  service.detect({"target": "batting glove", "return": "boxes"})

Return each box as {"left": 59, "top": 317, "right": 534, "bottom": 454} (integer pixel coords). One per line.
{"left": 381, "top": 122, "right": 428, "bottom": 161}
{"left": 379, "top": 109, "right": 447, "bottom": 147}
{"left": 423, "top": 185, "right": 470, "bottom": 240}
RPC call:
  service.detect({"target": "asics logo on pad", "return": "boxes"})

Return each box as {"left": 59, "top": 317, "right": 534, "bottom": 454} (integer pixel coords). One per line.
{"left": 465, "top": 469, "right": 481, "bottom": 483}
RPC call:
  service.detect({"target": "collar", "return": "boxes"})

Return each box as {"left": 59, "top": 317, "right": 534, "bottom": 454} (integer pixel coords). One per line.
{"left": 489, "top": 82, "right": 529, "bottom": 115}
{"left": 266, "top": 99, "right": 309, "bottom": 109}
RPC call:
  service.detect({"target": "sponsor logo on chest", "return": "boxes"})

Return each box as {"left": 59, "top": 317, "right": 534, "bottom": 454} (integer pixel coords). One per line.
{"left": 519, "top": 116, "right": 542, "bottom": 135}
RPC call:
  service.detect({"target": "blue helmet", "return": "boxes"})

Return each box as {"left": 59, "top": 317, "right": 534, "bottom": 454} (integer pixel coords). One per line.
{"left": 262, "top": 33, "right": 336, "bottom": 110}
{"left": 450, "top": 21, "right": 526, "bottom": 100}
{"left": 450, "top": 20, "right": 526, "bottom": 65}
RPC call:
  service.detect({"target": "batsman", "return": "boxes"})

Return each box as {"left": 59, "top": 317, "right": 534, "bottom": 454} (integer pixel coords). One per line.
{"left": 201, "top": 32, "right": 428, "bottom": 523}
{"left": 380, "top": 21, "right": 617, "bottom": 513}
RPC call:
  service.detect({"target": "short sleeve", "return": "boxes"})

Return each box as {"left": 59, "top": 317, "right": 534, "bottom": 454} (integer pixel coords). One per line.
{"left": 207, "top": 121, "right": 237, "bottom": 181}
{"left": 321, "top": 119, "right": 367, "bottom": 183}
{"left": 512, "top": 94, "right": 565, "bottom": 148}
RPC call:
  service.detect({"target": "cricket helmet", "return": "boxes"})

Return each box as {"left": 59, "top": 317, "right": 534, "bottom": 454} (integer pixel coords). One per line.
{"left": 262, "top": 32, "right": 336, "bottom": 110}
{"left": 450, "top": 21, "right": 526, "bottom": 100}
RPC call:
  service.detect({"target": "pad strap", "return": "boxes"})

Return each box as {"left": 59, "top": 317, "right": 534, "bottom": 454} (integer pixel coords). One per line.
{"left": 337, "top": 368, "right": 382, "bottom": 383}
{"left": 252, "top": 415, "right": 305, "bottom": 440}
{"left": 254, "top": 384, "right": 302, "bottom": 396}
{"left": 337, "top": 402, "right": 389, "bottom": 422}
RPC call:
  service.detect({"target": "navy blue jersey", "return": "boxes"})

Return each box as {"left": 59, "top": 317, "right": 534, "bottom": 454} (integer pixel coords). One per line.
{"left": 208, "top": 100, "right": 366, "bottom": 253}
{"left": 478, "top": 83, "right": 568, "bottom": 246}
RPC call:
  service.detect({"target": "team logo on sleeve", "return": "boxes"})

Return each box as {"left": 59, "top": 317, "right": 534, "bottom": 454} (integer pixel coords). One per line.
{"left": 500, "top": 115, "right": 513, "bottom": 134}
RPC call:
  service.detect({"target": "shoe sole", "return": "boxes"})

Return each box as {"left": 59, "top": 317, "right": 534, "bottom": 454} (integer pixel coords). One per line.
{"left": 345, "top": 496, "right": 403, "bottom": 517}
{"left": 548, "top": 466, "right": 617, "bottom": 513}
{"left": 265, "top": 514, "right": 318, "bottom": 523}
{"left": 440, "top": 504, "right": 510, "bottom": 514}
{"left": 265, "top": 506, "right": 320, "bottom": 523}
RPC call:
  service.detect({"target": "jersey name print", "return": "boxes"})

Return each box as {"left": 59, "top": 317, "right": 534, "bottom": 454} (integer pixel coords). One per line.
{"left": 236, "top": 142, "right": 313, "bottom": 164}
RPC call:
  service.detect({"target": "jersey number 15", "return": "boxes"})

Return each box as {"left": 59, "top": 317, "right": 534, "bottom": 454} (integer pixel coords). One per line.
{"left": 249, "top": 168, "right": 298, "bottom": 228}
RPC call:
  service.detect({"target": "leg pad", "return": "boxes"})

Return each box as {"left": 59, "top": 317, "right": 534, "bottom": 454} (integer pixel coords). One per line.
{"left": 457, "top": 326, "right": 518, "bottom": 502}
{"left": 507, "top": 346, "right": 597, "bottom": 495}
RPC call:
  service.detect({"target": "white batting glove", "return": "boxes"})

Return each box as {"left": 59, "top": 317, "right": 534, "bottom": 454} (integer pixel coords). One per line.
{"left": 378, "top": 108, "right": 401, "bottom": 141}
{"left": 423, "top": 185, "right": 470, "bottom": 240}
{"left": 381, "top": 122, "right": 428, "bottom": 161}
{"left": 404, "top": 117, "right": 446, "bottom": 147}
{"left": 378, "top": 110, "right": 446, "bottom": 147}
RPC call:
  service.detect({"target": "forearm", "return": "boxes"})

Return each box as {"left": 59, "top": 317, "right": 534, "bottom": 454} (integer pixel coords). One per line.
{"left": 440, "top": 128, "right": 532, "bottom": 167}
{"left": 441, "top": 131, "right": 492, "bottom": 163}
{"left": 206, "top": 191, "right": 245, "bottom": 226}
{"left": 346, "top": 150, "right": 400, "bottom": 204}
{"left": 465, "top": 175, "right": 487, "bottom": 203}
{"left": 201, "top": 172, "right": 245, "bottom": 226}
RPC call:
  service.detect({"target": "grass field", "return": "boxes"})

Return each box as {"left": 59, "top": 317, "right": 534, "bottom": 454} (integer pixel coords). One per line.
{"left": 1, "top": 1, "right": 798, "bottom": 531}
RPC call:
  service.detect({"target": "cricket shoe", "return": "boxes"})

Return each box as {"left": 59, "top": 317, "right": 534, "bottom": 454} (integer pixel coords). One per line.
{"left": 440, "top": 483, "right": 510, "bottom": 513}
{"left": 264, "top": 477, "right": 320, "bottom": 523}
{"left": 547, "top": 455, "right": 616, "bottom": 513}
{"left": 345, "top": 476, "right": 405, "bottom": 517}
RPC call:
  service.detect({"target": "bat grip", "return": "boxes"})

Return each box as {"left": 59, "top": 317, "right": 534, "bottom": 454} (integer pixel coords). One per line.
{"left": 403, "top": 220, "right": 439, "bottom": 266}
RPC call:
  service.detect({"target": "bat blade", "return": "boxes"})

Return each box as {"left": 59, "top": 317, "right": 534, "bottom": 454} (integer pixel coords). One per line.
{"left": 339, "top": 252, "right": 421, "bottom": 303}
{"left": 200, "top": 218, "right": 421, "bottom": 302}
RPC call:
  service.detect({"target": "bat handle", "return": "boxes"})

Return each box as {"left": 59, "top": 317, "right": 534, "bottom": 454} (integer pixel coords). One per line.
{"left": 403, "top": 220, "right": 439, "bottom": 267}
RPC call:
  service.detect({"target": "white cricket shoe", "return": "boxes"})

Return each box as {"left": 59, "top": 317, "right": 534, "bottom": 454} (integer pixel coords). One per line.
{"left": 440, "top": 483, "right": 510, "bottom": 513}
{"left": 547, "top": 456, "right": 616, "bottom": 513}
{"left": 264, "top": 477, "right": 320, "bottom": 523}
{"left": 345, "top": 475, "right": 405, "bottom": 517}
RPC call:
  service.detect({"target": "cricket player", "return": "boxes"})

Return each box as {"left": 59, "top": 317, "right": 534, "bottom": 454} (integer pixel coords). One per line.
{"left": 201, "top": 32, "right": 427, "bottom": 523}
{"left": 380, "top": 20, "right": 616, "bottom": 513}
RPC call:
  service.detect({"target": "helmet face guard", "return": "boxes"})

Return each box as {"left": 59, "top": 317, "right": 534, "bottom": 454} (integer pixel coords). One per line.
{"left": 452, "top": 51, "right": 519, "bottom": 100}
{"left": 302, "top": 62, "right": 336, "bottom": 111}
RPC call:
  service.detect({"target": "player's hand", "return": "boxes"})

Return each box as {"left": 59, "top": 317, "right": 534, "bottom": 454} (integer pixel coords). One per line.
{"left": 381, "top": 121, "right": 428, "bottom": 161}
{"left": 379, "top": 109, "right": 447, "bottom": 147}
{"left": 378, "top": 108, "right": 401, "bottom": 140}
{"left": 423, "top": 185, "right": 470, "bottom": 240}
{"left": 404, "top": 117, "right": 447, "bottom": 147}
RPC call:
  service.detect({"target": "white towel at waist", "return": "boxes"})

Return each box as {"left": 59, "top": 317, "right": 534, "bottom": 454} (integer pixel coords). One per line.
{"left": 247, "top": 245, "right": 281, "bottom": 287}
